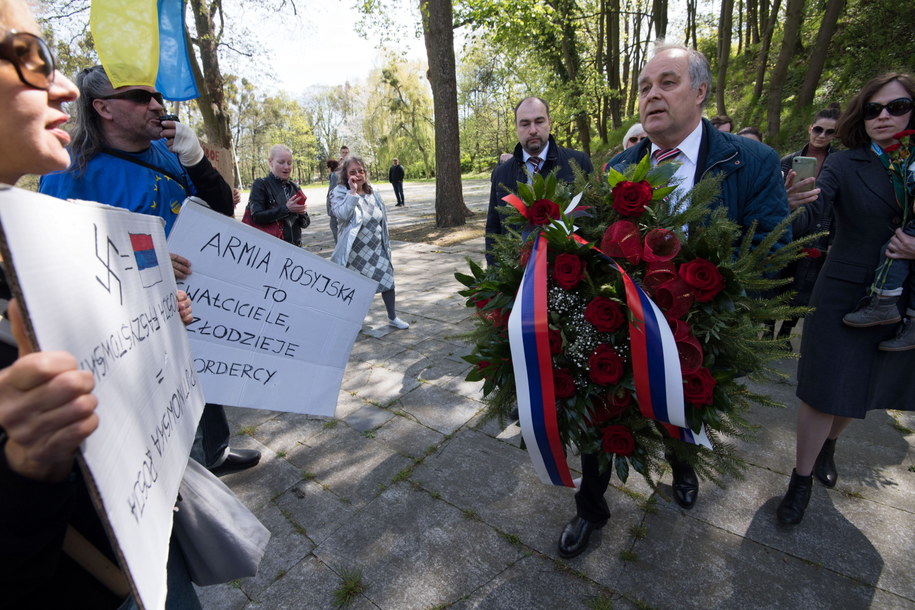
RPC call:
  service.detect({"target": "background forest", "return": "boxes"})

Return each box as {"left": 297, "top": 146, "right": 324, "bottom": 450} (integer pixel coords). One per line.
{"left": 36, "top": 0, "right": 915, "bottom": 199}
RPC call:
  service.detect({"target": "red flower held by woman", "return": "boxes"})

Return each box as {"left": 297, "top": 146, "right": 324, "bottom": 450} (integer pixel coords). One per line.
{"left": 611, "top": 180, "right": 653, "bottom": 217}
{"left": 601, "top": 424, "right": 636, "bottom": 456}
{"left": 552, "top": 253, "right": 585, "bottom": 290}
{"left": 683, "top": 367, "right": 716, "bottom": 406}
{"left": 530, "top": 198, "right": 561, "bottom": 226}
{"left": 553, "top": 367, "right": 577, "bottom": 399}
{"left": 588, "top": 343, "right": 624, "bottom": 385}
{"left": 584, "top": 296, "right": 625, "bottom": 332}
{"left": 679, "top": 258, "right": 726, "bottom": 302}
{"left": 548, "top": 329, "right": 564, "bottom": 355}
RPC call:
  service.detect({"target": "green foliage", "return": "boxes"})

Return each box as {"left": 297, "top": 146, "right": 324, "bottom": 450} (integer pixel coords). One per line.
{"left": 332, "top": 568, "right": 366, "bottom": 608}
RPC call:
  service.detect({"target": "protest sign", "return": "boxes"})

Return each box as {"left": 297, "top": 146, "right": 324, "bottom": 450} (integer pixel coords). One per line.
{"left": 0, "top": 186, "right": 204, "bottom": 610}
{"left": 167, "top": 200, "right": 375, "bottom": 415}
{"left": 199, "top": 140, "right": 234, "bottom": 188}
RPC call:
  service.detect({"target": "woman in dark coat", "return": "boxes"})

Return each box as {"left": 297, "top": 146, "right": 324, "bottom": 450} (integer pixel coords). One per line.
{"left": 777, "top": 73, "right": 915, "bottom": 525}
{"left": 248, "top": 144, "right": 310, "bottom": 246}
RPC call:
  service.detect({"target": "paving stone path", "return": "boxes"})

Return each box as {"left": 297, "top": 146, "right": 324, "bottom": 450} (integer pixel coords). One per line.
{"left": 200, "top": 179, "right": 915, "bottom": 609}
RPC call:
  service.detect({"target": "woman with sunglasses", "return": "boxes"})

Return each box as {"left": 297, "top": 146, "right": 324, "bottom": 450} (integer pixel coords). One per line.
{"left": 771, "top": 105, "right": 842, "bottom": 346}
{"left": 777, "top": 73, "right": 915, "bottom": 526}
{"left": 0, "top": 1, "right": 203, "bottom": 605}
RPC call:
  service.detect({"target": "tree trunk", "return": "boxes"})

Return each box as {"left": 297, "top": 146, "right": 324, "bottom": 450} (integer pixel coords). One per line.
{"left": 652, "top": 0, "right": 668, "bottom": 39}
{"left": 187, "top": 0, "right": 235, "bottom": 182}
{"left": 753, "top": 0, "right": 782, "bottom": 100}
{"left": 796, "top": 0, "right": 845, "bottom": 108}
{"left": 419, "top": 0, "right": 469, "bottom": 227}
{"left": 765, "top": 0, "right": 805, "bottom": 143}
{"left": 607, "top": 0, "right": 622, "bottom": 130}
{"left": 684, "top": 0, "right": 698, "bottom": 48}
{"left": 716, "top": 0, "right": 734, "bottom": 115}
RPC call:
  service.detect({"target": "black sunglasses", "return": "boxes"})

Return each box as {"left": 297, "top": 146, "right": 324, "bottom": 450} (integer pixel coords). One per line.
{"left": 811, "top": 125, "right": 835, "bottom": 137}
{"left": 863, "top": 98, "right": 913, "bottom": 121}
{"left": 99, "top": 89, "right": 164, "bottom": 106}
{"left": 0, "top": 30, "right": 56, "bottom": 90}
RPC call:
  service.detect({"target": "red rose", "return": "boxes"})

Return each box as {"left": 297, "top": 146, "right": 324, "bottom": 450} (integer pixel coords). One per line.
{"left": 883, "top": 143, "right": 902, "bottom": 153}
{"left": 601, "top": 220, "right": 643, "bottom": 264}
{"left": 485, "top": 308, "right": 510, "bottom": 328}
{"left": 643, "top": 260, "right": 678, "bottom": 293}
{"left": 679, "top": 259, "right": 726, "bottom": 303}
{"left": 553, "top": 367, "right": 577, "bottom": 399}
{"left": 474, "top": 297, "right": 491, "bottom": 310}
{"left": 601, "top": 424, "right": 636, "bottom": 456}
{"left": 584, "top": 296, "right": 625, "bottom": 332}
{"left": 589, "top": 387, "right": 633, "bottom": 425}
{"left": 548, "top": 329, "right": 563, "bottom": 355}
{"left": 654, "top": 277, "right": 695, "bottom": 319}
{"left": 588, "top": 344, "right": 624, "bottom": 385}
{"left": 552, "top": 253, "right": 585, "bottom": 290}
{"left": 611, "top": 180, "right": 653, "bottom": 217}
{"left": 476, "top": 360, "right": 490, "bottom": 372}
{"left": 683, "top": 367, "right": 716, "bottom": 406}
{"left": 529, "top": 198, "right": 561, "bottom": 226}
{"left": 802, "top": 247, "right": 822, "bottom": 259}
{"left": 676, "top": 335, "right": 704, "bottom": 374}
{"left": 642, "top": 228, "right": 681, "bottom": 263}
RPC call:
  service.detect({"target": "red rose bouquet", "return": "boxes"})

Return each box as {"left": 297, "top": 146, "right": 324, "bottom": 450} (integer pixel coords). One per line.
{"left": 458, "top": 154, "right": 806, "bottom": 485}
{"left": 873, "top": 129, "right": 915, "bottom": 292}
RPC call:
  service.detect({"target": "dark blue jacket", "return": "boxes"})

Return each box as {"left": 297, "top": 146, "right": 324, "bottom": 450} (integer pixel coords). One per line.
{"left": 609, "top": 118, "right": 791, "bottom": 249}
{"left": 485, "top": 135, "right": 593, "bottom": 265}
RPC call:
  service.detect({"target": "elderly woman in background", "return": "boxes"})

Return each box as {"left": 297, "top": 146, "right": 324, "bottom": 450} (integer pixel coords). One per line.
{"left": 247, "top": 143, "right": 310, "bottom": 246}
{"left": 777, "top": 74, "right": 915, "bottom": 526}
{"left": 330, "top": 156, "right": 409, "bottom": 329}
{"left": 622, "top": 122, "right": 646, "bottom": 149}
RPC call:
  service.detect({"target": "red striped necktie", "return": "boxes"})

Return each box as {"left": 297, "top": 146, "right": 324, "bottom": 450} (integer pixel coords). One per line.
{"left": 529, "top": 156, "right": 542, "bottom": 173}
{"left": 653, "top": 147, "right": 681, "bottom": 165}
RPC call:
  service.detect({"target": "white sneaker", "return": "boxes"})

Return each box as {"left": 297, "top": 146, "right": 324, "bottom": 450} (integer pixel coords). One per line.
{"left": 388, "top": 316, "right": 410, "bottom": 329}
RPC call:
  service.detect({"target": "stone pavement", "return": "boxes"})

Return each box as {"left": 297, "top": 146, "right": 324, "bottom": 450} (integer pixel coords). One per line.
{"left": 201, "top": 180, "right": 915, "bottom": 609}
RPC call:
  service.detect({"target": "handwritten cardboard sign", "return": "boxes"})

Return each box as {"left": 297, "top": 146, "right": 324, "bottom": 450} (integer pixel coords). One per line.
{"left": 199, "top": 140, "right": 235, "bottom": 188}
{"left": 166, "top": 201, "right": 375, "bottom": 415}
{"left": 0, "top": 186, "right": 205, "bottom": 610}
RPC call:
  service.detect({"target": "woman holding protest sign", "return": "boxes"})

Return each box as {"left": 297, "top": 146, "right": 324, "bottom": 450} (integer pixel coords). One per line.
{"left": 330, "top": 155, "right": 410, "bottom": 329}
{"left": 0, "top": 1, "right": 201, "bottom": 605}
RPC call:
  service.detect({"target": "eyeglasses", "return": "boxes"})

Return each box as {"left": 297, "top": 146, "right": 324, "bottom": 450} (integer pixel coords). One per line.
{"left": 863, "top": 98, "right": 913, "bottom": 121}
{"left": 811, "top": 126, "right": 836, "bottom": 137}
{"left": 0, "top": 31, "right": 56, "bottom": 90}
{"left": 99, "top": 89, "right": 164, "bottom": 106}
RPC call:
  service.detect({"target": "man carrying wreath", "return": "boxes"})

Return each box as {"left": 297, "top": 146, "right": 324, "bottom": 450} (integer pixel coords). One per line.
{"left": 558, "top": 41, "right": 790, "bottom": 558}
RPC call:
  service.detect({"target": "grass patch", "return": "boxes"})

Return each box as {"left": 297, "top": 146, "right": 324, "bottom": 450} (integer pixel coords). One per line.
{"left": 842, "top": 490, "right": 865, "bottom": 500}
{"left": 332, "top": 567, "right": 366, "bottom": 608}
{"left": 909, "top": 465, "right": 915, "bottom": 473}
{"left": 361, "top": 430, "right": 377, "bottom": 439}
{"left": 498, "top": 531, "right": 521, "bottom": 545}
{"left": 323, "top": 419, "right": 339, "bottom": 430}
{"left": 639, "top": 497, "right": 659, "bottom": 514}
{"left": 302, "top": 471, "right": 316, "bottom": 480}
{"left": 629, "top": 525, "right": 648, "bottom": 540}
{"left": 229, "top": 579, "right": 242, "bottom": 588}
{"left": 585, "top": 594, "right": 615, "bottom": 610}
{"left": 619, "top": 549, "right": 638, "bottom": 562}
{"left": 276, "top": 450, "right": 287, "bottom": 458}
{"left": 387, "top": 215, "right": 486, "bottom": 246}
{"left": 890, "top": 416, "right": 913, "bottom": 435}
{"left": 462, "top": 508, "right": 480, "bottom": 520}
{"left": 238, "top": 426, "right": 256, "bottom": 436}
{"left": 391, "top": 466, "right": 413, "bottom": 483}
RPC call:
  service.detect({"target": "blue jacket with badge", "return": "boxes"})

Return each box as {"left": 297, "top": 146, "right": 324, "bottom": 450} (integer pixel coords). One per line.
{"left": 608, "top": 118, "right": 791, "bottom": 249}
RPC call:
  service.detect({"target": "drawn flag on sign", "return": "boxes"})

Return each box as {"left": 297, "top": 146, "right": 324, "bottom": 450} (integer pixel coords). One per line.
{"left": 130, "top": 233, "right": 162, "bottom": 288}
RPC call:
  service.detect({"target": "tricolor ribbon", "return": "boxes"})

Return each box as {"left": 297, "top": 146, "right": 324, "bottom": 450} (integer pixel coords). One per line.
{"left": 506, "top": 209, "right": 711, "bottom": 487}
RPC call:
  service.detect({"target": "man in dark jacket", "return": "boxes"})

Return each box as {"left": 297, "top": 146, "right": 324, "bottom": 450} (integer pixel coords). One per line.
{"left": 559, "top": 42, "right": 790, "bottom": 560}
{"left": 484, "top": 96, "right": 593, "bottom": 265}
{"left": 388, "top": 158, "right": 406, "bottom": 206}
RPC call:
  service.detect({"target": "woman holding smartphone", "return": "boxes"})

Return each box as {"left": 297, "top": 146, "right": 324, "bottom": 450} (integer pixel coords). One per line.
{"left": 771, "top": 105, "right": 842, "bottom": 345}
{"left": 777, "top": 74, "right": 915, "bottom": 525}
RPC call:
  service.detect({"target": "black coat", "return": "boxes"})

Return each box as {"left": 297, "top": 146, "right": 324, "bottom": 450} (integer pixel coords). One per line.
{"left": 485, "top": 135, "right": 593, "bottom": 265}
{"left": 248, "top": 173, "right": 311, "bottom": 246}
{"left": 796, "top": 147, "right": 915, "bottom": 416}
{"left": 388, "top": 164, "right": 405, "bottom": 183}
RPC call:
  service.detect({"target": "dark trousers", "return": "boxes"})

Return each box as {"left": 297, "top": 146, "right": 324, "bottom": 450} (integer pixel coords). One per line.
{"left": 189, "top": 403, "right": 230, "bottom": 469}
{"left": 574, "top": 453, "right": 613, "bottom": 525}
{"left": 392, "top": 181, "right": 405, "bottom": 205}
{"left": 876, "top": 222, "right": 915, "bottom": 310}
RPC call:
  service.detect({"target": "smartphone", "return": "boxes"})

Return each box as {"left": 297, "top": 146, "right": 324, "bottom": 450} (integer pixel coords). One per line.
{"left": 792, "top": 156, "right": 817, "bottom": 191}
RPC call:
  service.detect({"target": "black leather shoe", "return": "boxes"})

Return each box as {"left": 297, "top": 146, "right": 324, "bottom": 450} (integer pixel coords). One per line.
{"left": 213, "top": 448, "right": 261, "bottom": 473}
{"left": 557, "top": 516, "right": 604, "bottom": 559}
{"left": 670, "top": 458, "right": 698, "bottom": 509}
{"left": 813, "top": 438, "right": 837, "bottom": 488}
{"left": 777, "top": 469, "right": 813, "bottom": 525}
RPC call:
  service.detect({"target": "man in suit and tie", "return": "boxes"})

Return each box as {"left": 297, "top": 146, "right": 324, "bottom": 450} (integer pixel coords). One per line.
{"left": 484, "top": 96, "right": 593, "bottom": 266}
{"left": 558, "top": 42, "right": 790, "bottom": 559}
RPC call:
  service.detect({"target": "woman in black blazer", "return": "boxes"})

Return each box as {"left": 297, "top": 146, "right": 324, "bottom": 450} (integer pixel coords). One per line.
{"left": 777, "top": 73, "right": 915, "bottom": 525}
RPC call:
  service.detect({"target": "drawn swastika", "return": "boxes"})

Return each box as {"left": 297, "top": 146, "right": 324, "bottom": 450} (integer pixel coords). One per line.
{"left": 93, "top": 223, "right": 128, "bottom": 306}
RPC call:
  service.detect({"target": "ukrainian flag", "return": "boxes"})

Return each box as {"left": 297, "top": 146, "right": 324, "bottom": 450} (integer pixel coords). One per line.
{"left": 91, "top": 0, "right": 199, "bottom": 101}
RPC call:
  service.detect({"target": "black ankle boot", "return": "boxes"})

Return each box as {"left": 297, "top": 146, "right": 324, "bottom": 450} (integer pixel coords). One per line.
{"left": 776, "top": 469, "right": 813, "bottom": 526}
{"left": 813, "top": 438, "right": 837, "bottom": 488}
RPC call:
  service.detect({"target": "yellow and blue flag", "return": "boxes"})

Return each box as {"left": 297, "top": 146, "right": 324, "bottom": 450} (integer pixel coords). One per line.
{"left": 91, "top": 0, "right": 199, "bottom": 101}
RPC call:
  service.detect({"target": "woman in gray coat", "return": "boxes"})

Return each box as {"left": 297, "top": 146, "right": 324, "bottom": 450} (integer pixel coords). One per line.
{"left": 777, "top": 73, "right": 915, "bottom": 525}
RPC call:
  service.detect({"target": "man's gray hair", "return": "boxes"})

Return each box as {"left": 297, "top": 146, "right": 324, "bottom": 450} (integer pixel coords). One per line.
{"left": 649, "top": 40, "right": 712, "bottom": 108}
{"left": 69, "top": 65, "right": 116, "bottom": 173}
